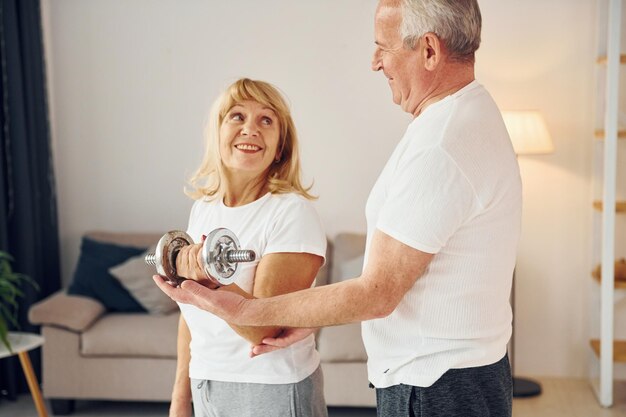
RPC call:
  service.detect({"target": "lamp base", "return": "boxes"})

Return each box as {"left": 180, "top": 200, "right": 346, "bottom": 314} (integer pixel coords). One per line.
{"left": 513, "top": 377, "right": 542, "bottom": 398}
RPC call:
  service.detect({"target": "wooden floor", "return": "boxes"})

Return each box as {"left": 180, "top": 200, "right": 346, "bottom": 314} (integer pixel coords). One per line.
{"left": 512, "top": 378, "right": 626, "bottom": 417}
{"left": 1, "top": 377, "right": 626, "bottom": 416}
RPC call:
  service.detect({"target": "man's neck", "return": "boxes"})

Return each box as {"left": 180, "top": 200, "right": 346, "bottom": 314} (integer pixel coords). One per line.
{"left": 411, "top": 63, "right": 475, "bottom": 118}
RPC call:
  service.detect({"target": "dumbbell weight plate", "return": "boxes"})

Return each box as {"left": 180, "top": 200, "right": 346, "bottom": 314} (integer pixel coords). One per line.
{"left": 202, "top": 228, "right": 241, "bottom": 286}
{"left": 155, "top": 230, "right": 194, "bottom": 285}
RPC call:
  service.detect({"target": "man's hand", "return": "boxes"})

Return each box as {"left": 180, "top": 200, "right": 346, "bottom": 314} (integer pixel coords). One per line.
{"left": 153, "top": 275, "right": 248, "bottom": 323}
{"left": 250, "top": 327, "right": 317, "bottom": 357}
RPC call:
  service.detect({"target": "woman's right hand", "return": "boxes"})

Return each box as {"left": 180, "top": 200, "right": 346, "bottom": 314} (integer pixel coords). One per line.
{"left": 250, "top": 327, "right": 317, "bottom": 357}
{"left": 175, "top": 243, "right": 207, "bottom": 281}
{"left": 169, "top": 396, "right": 193, "bottom": 417}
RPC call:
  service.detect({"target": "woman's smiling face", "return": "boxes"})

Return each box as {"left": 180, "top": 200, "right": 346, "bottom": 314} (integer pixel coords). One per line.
{"left": 219, "top": 100, "right": 281, "bottom": 179}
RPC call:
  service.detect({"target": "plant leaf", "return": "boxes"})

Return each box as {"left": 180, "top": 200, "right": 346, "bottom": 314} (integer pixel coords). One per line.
{"left": 0, "top": 316, "right": 12, "bottom": 352}
{"left": 0, "top": 250, "right": 38, "bottom": 342}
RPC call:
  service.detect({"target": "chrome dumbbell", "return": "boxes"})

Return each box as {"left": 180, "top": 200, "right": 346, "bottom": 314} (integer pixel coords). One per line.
{"left": 145, "top": 228, "right": 256, "bottom": 287}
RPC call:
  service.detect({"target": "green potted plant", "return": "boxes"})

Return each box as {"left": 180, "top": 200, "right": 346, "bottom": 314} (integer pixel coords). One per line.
{"left": 0, "top": 250, "right": 38, "bottom": 351}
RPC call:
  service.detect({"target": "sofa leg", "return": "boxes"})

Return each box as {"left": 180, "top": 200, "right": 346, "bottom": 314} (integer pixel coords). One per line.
{"left": 50, "top": 399, "right": 75, "bottom": 415}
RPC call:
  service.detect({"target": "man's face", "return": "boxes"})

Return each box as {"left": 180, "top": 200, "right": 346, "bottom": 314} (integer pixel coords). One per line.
{"left": 371, "top": 3, "right": 423, "bottom": 114}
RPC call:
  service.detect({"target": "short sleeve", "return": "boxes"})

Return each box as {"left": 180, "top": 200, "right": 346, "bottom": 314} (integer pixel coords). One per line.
{"left": 264, "top": 196, "right": 327, "bottom": 260}
{"left": 186, "top": 200, "right": 198, "bottom": 232}
{"left": 186, "top": 199, "right": 205, "bottom": 242}
{"left": 376, "top": 147, "right": 476, "bottom": 254}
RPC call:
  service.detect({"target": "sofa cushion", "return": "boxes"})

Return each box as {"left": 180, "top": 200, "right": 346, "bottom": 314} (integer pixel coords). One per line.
{"left": 86, "top": 231, "right": 162, "bottom": 249}
{"left": 109, "top": 244, "right": 178, "bottom": 315}
{"left": 317, "top": 324, "right": 367, "bottom": 362}
{"left": 330, "top": 233, "right": 366, "bottom": 284}
{"left": 28, "top": 291, "right": 105, "bottom": 332}
{"left": 318, "top": 233, "right": 367, "bottom": 362}
{"left": 68, "top": 237, "right": 147, "bottom": 312}
{"left": 81, "top": 312, "right": 179, "bottom": 358}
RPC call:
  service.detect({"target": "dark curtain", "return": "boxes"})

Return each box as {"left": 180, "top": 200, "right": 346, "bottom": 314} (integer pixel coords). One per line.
{"left": 0, "top": 0, "right": 61, "bottom": 400}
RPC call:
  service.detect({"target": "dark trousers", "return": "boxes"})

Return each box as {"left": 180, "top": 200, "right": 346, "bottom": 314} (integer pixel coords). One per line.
{"left": 375, "top": 354, "right": 512, "bottom": 417}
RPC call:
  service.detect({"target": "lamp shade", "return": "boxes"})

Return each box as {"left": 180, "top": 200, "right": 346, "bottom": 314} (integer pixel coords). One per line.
{"left": 502, "top": 110, "right": 554, "bottom": 155}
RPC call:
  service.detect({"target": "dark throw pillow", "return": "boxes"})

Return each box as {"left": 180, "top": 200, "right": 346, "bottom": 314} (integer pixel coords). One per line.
{"left": 67, "top": 237, "right": 147, "bottom": 312}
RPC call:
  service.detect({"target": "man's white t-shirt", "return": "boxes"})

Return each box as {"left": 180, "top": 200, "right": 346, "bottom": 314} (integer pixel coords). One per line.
{"left": 363, "top": 81, "right": 522, "bottom": 388}
{"left": 179, "top": 192, "right": 327, "bottom": 384}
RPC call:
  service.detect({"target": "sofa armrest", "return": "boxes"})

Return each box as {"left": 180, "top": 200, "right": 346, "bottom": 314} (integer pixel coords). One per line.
{"left": 29, "top": 291, "right": 106, "bottom": 332}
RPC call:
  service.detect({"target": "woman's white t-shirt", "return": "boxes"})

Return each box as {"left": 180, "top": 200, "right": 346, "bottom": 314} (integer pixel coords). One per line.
{"left": 178, "top": 192, "right": 327, "bottom": 384}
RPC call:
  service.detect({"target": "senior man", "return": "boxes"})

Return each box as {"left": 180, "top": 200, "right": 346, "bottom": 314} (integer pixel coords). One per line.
{"left": 155, "top": 0, "right": 521, "bottom": 415}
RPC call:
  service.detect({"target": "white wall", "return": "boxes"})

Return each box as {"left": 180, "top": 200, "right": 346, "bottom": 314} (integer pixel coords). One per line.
{"left": 41, "top": 0, "right": 598, "bottom": 378}
{"left": 477, "top": 1, "right": 597, "bottom": 379}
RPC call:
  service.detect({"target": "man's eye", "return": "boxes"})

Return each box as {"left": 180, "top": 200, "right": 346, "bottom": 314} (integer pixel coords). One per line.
{"left": 379, "top": 44, "right": 400, "bottom": 54}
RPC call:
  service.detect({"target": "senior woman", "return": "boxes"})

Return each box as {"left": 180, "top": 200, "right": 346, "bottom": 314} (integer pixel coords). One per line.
{"left": 164, "top": 78, "right": 327, "bottom": 417}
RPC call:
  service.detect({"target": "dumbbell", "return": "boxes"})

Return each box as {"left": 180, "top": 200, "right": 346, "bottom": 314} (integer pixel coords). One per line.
{"left": 145, "top": 228, "right": 256, "bottom": 287}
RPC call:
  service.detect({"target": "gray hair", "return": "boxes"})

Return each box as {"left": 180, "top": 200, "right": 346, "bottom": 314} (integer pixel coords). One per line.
{"left": 399, "top": 0, "right": 482, "bottom": 63}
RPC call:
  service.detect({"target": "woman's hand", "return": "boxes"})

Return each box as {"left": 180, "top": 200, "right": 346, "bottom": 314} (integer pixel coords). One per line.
{"left": 250, "top": 327, "right": 317, "bottom": 357}
{"left": 175, "top": 243, "right": 206, "bottom": 281}
{"left": 169, "top": 396, "right": 192, "bottom": 417}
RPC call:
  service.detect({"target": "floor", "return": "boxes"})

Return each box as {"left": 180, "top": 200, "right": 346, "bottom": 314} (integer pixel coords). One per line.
{"left": 2, "top": 377, "right": 626, "bottom": 417}
{"left": 0, "top": 399, "right": 378, "bottom": 417}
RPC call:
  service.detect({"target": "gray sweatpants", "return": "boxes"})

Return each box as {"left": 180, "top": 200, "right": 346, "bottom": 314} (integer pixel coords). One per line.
{"left": 190, "top": 366, "right": 328, "bottom": 417}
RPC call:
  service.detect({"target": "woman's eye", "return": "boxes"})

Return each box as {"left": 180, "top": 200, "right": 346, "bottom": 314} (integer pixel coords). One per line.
{"left": 231, "top": 113, "right": 244, "bottom": 121}
{"left": 261, "top": 116, "right": 273, "bottom": 125}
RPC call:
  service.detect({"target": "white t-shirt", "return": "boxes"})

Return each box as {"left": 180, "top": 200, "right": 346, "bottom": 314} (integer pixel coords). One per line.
{"left": 363, "top": 81, "right": 522, "bottom": 388}
{"left": 179, "top": 192, "right": 327, "bottom": 384}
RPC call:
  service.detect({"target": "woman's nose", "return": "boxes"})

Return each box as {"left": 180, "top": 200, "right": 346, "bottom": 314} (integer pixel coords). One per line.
{"left": 241, "top": 120, "right": 259, "bottom": 136}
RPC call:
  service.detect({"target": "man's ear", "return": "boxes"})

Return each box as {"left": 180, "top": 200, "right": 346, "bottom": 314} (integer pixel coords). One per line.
{"left": 421, "top": 32, "right": 442, "bottom": 71}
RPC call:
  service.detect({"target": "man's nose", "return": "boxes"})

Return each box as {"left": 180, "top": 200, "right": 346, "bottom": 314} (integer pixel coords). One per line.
{"left": 371, "top": 51, "right": 382, "bottom": 72}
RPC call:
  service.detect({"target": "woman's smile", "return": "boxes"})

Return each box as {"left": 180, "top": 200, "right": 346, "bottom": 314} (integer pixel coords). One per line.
{"left": 234, "top": 143, "right": 263, "bottom": 153}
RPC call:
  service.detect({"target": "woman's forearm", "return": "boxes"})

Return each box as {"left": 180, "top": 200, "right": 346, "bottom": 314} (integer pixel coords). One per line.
{"left": 172, "top": 316, "right": 192, "bottom": 400}
{"left": 218, "top": 284, "right": 282, "bottom": 345}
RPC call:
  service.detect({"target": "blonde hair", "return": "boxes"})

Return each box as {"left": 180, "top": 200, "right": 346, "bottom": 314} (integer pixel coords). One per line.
{"left": 186, "top": 78, "right": 314, "bottom": 201}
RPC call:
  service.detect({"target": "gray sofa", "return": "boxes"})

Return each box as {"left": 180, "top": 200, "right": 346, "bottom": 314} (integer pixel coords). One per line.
{"left": 29, "top": 231, "right": 374, "bottom": 414}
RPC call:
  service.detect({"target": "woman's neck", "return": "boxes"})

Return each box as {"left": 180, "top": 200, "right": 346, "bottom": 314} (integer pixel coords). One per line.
{"left": 222, "top": 174, "right": 269, "bottom": 207}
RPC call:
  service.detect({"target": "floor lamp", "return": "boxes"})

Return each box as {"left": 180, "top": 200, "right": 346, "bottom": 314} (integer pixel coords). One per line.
{"left": 502, "top": 110, "right": 555, "bottom": 398}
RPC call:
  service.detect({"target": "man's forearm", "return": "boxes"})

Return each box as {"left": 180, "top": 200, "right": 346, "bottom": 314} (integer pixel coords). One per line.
{"left": 237, "top": 275, "right": 390, "bottom": 328}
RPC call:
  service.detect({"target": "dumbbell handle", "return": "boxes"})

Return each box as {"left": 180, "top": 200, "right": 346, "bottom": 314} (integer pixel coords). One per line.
{"left": 223, "top": 250, "right": 256, "bottom": 263}
{"left": 145, "top": 253, "right": 159, "bottom": 266}
{"left": 144, "top": 248, "right": 254, "bottom": 272}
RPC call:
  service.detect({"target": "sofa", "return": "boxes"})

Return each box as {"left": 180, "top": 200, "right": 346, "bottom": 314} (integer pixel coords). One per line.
{"left": 28, "top": 231, "right": 375, "bottom": 414}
